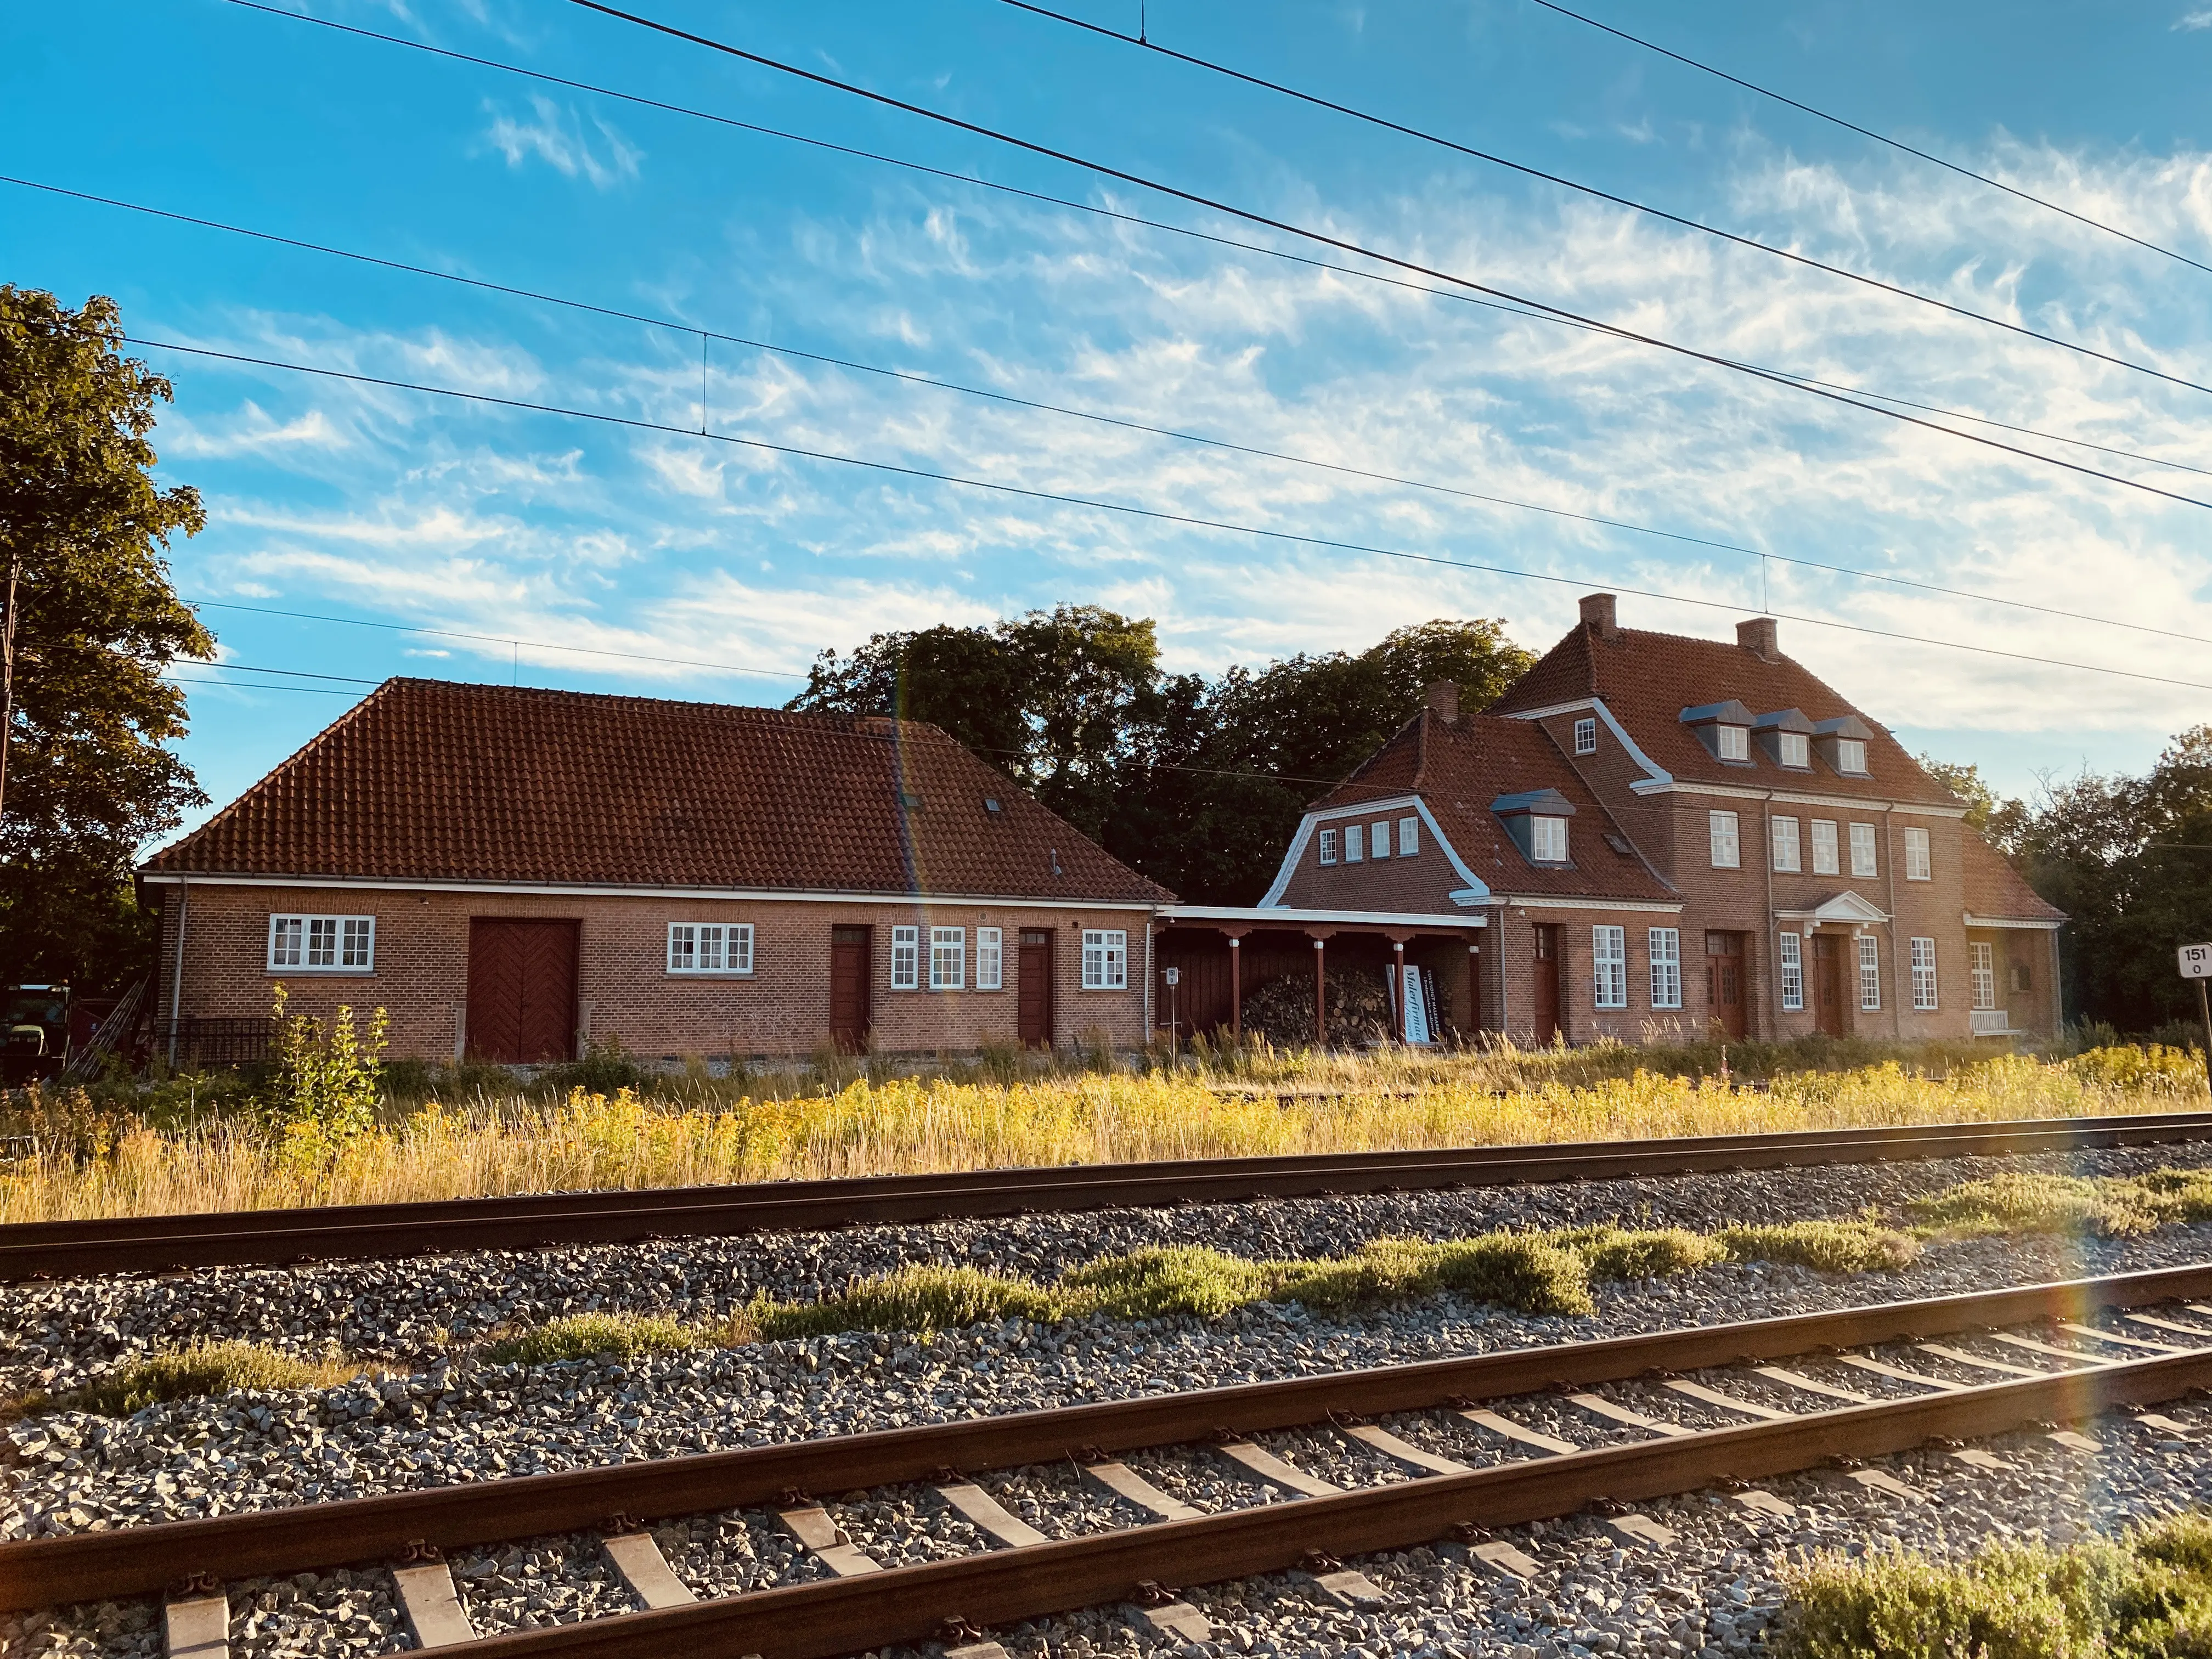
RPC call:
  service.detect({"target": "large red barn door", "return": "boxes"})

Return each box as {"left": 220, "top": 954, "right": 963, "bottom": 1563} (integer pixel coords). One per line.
{"left": 467, "top": 918, "right": 580, "bottom": 1064}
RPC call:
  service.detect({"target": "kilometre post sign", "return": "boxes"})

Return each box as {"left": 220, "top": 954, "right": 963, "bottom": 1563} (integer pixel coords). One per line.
{"left": 2183, "top": 945, "right": 2212, "bottom": 979}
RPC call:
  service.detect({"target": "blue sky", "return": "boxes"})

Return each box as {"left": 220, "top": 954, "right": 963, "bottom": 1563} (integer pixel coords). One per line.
{"left": 7, "top": 0, "right": 2212, "bottom": 832}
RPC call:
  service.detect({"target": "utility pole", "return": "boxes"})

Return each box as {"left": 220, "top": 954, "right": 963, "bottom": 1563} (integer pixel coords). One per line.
{"left": 0, "top": 547, "right": 21, "bottom": 825}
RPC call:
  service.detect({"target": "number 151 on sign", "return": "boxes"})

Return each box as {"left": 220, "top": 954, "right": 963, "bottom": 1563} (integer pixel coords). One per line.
{"left": 2182, "top": 944, "right": 2212, "bottom": 979}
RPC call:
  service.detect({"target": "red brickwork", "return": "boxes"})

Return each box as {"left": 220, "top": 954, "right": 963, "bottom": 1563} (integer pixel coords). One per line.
{"left": 152, "top": 883, "right": 1150, "bottom": 1062}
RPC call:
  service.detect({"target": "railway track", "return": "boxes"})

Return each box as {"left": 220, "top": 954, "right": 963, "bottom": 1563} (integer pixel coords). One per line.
{"left": 9, "top": 1262, "right": 2212, "bottom": 1658}
{"left": 7, "top": 1109, "right": 2209, "bottom": 1281}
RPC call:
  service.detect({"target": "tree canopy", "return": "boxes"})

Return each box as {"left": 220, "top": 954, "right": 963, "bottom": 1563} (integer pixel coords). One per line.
{"left": 0, "top": 288, "right": 211, "bottom": 994}
{"left": 789, "top": 607, "right": 1533, "bottom": 904}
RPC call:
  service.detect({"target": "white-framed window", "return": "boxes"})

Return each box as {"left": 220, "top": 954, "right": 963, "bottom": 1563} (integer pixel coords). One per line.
{"left": 1836, "top": 738, "right": 1869, "bottom": 775}
{"left": 1370, "top": 819, "right": 1392, "bottom": 860}
{"left": 1345, "top": 823, "right": 1365, "bottom": 863}
{"left": 1398, "top": 816, "right": 1419, "bottom": 856}
{"left": 1811, "top": 819, "right": 1839, "bottom": 876}
{"left": 1709, "top": 810, "right": 1741, "bottom": 869}
{"left": 1911, "top": 937, "right": 1938, "bottom": 1009}
{"left": 1574, "top": 716, "right": 1597, "bottom": 755}
{"left": 1770, "top": 815, "right": 1801, "bottom": 872}
{"left": 1081, "top": 929, "right": 1128, "bottom": 990}
{"left": 1717, "top": 724, "right": 1750, "bottom": 761}
{"left": 1318, "top": 827, "right": 1339, "bottom": 866}
{"left": 1649, "top": 928, "right": 1682, "bottom": 1009}
{"left": 1779, "top": 731, "right": 1810, "bottom": 768}
{"left": 1778, "top": 932, "right": 1803, "bottom": 1012}
{"left": 1903, "top": 826, "right": 1932, "bottom": 881}
{"left": 1858, "top": 934, "right": 1881, "bottom": 1011}
{"left": 1593, "top": 926, "right": 1627, "bottom": 1009}
{"left": 268, "top": 913, "right": 375, "bottom": 973}
{"left": 930, "top": 927, "right": 966, "bottom": 991}
{"left": 977, "top": 927, "right": 1004, "bottom": 991}
{"left": 1849, "top": 822, "right": 1878, "bottom": 878}
{"left": 666, "top": 922, "right": 753, "bottom": 975}
{"left": 1971, "top": 940, "right": 1996, "bottom": 1011}
{"left": 891, "top": 925, "right": 921, "bottom": 990}
{"left": 1530, "top": 815, "right": 1569, "bottom": 862}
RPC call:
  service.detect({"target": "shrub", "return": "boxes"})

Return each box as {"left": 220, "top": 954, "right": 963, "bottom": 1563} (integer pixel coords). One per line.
{"left": 1065, "top": 1246, "right": 1277, "bottom": 1320}
{"left": 66, "top": 1341, "right": 354, "bottom": 1416}
{"left": 1562, "top": 1226, "right": 1726, "bottom": 1281}
{"left": 263, "top": 985, "right": 387, "bottom": 1154}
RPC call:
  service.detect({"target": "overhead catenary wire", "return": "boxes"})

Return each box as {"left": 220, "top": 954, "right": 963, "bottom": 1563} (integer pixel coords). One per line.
{"left": 121, "top": 332, "right": 2212, "bottom": 696}
{"left": 1519, "top": 0, "right": 2212, "bottom": 281}
{"left": 550, "top": 0, "right": 2212, "bottom": 510}
{"left": 995, "top": 0, "right": 2212, "bottom": 399}
{"left": 208, "top": 6, "right": 2212, "bottom": 488}
{"left": 21, "top": 176, "right": 2212, "bottom": 651}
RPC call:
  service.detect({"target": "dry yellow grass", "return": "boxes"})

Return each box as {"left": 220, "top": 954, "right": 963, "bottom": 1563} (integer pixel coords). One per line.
{"left": 2, "top": 1043, "right": 2201, "bottom": 1223}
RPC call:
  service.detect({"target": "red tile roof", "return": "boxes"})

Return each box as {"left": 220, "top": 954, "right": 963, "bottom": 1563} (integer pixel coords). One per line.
{"left": 1960, "top": 832, "right": 2067, "bottom": 923}
{"left": 1491, "top": 619, "right": 1963, "bottom": 808}
{"left": 143, "top": 679, "right": 1173, "bottom": 904}
{"left": 1316, "top": 710, "right": 1678, "bottom": 901}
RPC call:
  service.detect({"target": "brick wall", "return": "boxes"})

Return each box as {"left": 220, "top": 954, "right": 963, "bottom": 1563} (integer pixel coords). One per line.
{"left": 1274, "top": 817, "right": 1465, "bottom": 912}
{"left": 151, "top": 882, "right": 1152, "bottom": 1061}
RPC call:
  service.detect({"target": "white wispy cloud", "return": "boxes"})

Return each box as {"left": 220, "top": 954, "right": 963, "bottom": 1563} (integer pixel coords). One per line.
{"left": 482, "top": 96, "right": 641, "bottom": 189}
{"left": 2176, "top": 9, "right": 2212, "bottom": 29}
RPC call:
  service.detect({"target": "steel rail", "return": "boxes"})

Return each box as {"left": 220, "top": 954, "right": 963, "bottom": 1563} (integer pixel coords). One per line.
{"left": 7, "top": 1110, "right": 2208, "bottom": 1281}
{"left": 8, "top": 1260, "right": 2211, "bottom": 1611}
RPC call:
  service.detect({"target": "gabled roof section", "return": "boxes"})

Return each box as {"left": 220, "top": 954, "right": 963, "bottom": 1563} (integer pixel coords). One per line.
{"left": 143, "top": 679, "right": 1174, "bottom": 904}
{"left": 1308, "top": 711, "right": 1674, "bottom": 901}
{"left": 1493, "top": 617, "right": 1961, "bottom": 806}
{"left": 1960, "top": 832, "right": 2067, "bottom": 924}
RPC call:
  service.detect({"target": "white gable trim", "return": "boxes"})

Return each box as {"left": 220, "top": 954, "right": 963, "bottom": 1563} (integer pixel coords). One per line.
{"left": 1257, "top": 793, "right": 1490, "bottom": 907}
{"left": 1774, "top": 889, "right": 1891, "bottom": 925}
{"left": 1965, "top": 912, "right": 2064, "bottom": 930}
{"left": 1502, "top": 696, "right": 1673, "bottom": 793}
{"left": 1496, "top": 894, "right": 1685, "bottom": 914}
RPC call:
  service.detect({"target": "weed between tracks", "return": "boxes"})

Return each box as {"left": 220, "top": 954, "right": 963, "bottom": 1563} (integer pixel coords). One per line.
{"left": 4, "top": 1043, "right": 2203, "bottom": 1223}
{"left": 1779, "top": 1513, "right": 2212, "bottom": 1659}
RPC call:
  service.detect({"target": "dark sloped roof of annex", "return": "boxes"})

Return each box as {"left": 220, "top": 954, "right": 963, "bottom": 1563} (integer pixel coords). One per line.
{"left": 142, "top": 679, "right": 1175, "bottom": 904}
{"left": 1961, "top": 833, "right": 2067, "bottom": 924}
{"left": 1489, "top": 608, "right": 1962, "bottom": 809}
{"left": 1313, "top": 706, "right": 1678, "bottom": 902}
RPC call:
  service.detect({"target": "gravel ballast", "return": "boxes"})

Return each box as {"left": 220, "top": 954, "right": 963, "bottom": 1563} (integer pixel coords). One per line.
{"left": 8, "top": 1139, "right": 2212, "bottom": 1657}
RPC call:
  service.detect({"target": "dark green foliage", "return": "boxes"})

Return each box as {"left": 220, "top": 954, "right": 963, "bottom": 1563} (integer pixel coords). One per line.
{"left": 0, "top": 288, "right": 212, "bottom": 995}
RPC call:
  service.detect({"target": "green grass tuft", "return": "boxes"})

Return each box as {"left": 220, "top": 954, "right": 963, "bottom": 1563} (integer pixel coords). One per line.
{"left": 1779, "top": 1514, "right": 2212, "bottom": 1659}
{"left": 1063, "top": 1246, "right": 1276, "bottom": 1320}
{"left": 481, "top": 1312, "right": 715, "bottom": 1367}
{"left": 1560, "top": 1226, "right": 1728, "bottom": 1280}
{"left": 1909, "top": 1172, "right": 2167, "bottom": 1238}
{"left": 65, "top": 1341, "right": 354, "bottom": 1416}
{"left": 1718, "top": 1220, "right": 1921, "bottom": 1274}
{"left": 753, "top": 1264, "right": 1072, "bottom": 1339}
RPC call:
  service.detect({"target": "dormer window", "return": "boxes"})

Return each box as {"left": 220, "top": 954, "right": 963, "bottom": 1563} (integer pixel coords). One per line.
{"left": 1753, "top": 708, "right": 1814, "bottom": 769}
{"left": 1680, "top": 700, "right": 1759, "bottom": 765}
{"left": 1780, "top": 732, "right": 1809, "bottom": 767}
{"left": 1813, "top": 715, "right": 1874, "bottom": 776}
{"left": 1492, "top": 788, "right": 1576, "bottom": 866}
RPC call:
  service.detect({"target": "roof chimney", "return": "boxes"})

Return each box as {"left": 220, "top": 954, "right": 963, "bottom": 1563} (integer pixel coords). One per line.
{"left": 1579, "top": 592, "right": 1619, "bottom": 641}
{"left": 1737, "top": 616, "right": 1780, "bottom": 662}
{"left": 1426, "top": 681, "right": 1460, "bottom": 724}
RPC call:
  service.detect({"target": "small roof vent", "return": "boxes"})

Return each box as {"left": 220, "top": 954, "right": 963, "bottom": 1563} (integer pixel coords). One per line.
{"left": 899, "top": 791, "right": 922, "bottom": 810}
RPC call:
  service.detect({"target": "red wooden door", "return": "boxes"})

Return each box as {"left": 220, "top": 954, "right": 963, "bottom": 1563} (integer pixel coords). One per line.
{"left": 1531, "top": 924, "right": 1561, "bottom": 1044}
{"left": 830, "top": 926, "right": 872, "bottom": 1052}
{"left": 466, "top": 919, "right": 579, "bottom": 1064}
{"left": 1812, "top": 933, "right": 1847, "bottom": 1036}
{"left": 1705, "top": 931, "right": 1746, "bottom": 1040}
{"left": 1018, "top": 929, "right": 1054, "bottom": 1047}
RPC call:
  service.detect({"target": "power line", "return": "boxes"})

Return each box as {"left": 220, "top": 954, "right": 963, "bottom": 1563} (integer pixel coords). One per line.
{"left": 166, "top": 673, "right": 363, "bottom": 698}
{"left": 207, "top": 6, "right": 2212, "bottom": 488}
{"left": 551, "top": 0, "right": 2212, "bottom": 510}
{"left": 25, "top": 183, "right": 2212, "bottom": 647}
{"left": 1519, "top": 0, "right": 2212, "bottom": 282}
{"left": 122, "top": 332, "right": 2212, "bottom": 695}
{"left": 991, "top": 0, "right": 2212, "bottom": 400}
{"left": 183, "top": 597, "right": 812, "bottom": 681}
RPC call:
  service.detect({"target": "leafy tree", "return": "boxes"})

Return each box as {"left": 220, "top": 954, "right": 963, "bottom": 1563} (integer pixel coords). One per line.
{"left": 0, "top": 289, "right": 211, "bottom": 994}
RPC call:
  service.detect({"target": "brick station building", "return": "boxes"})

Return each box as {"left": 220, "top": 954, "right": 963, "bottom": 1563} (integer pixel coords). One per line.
{"left": 140, "top": 680, "right": 1169, "bottom": 1065}
{"left": 1156, "top": 594, "right": 2066, "bottom": 1046}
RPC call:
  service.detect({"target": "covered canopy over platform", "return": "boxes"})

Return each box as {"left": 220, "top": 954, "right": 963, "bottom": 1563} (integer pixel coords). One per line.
{"left": 1153, "top": 904, "right": 1487, "bottom": 1048}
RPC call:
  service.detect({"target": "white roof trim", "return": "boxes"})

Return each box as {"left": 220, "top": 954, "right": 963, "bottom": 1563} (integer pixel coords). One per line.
{"left": 1773, "top": 890, "right": 1891, "bottom": 925}
{"left": 1256, "top": 794, "right": 1490, "bottom": 906}
{"left": 1965, "top": 912, "right": 2065, "bottom": 930}
{"left": 1630, "top": 780, "right": 1966, "bottom": 817}
{"left": 1503, "top": 696, "right": 1673, "bottom": 792}
{"left": 1496, "top": 894, "right": 1685, "bottom": 914}
{"left": 1160, "top": 904, "right": 1487, "bottom": 929}
{"left": 134, "top": 872, "right": 1161, "bottom": 912}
